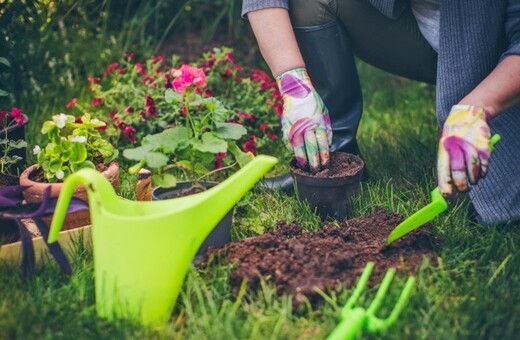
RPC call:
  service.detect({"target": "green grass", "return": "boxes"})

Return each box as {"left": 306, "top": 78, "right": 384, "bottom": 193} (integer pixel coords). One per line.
{"left": 1, "top": 4, "right": 520, "bottom": 337}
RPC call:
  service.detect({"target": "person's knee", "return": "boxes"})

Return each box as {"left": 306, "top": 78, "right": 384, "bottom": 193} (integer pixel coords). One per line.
{"left": 288, "top": 0, "right": 336, "bottom": 27}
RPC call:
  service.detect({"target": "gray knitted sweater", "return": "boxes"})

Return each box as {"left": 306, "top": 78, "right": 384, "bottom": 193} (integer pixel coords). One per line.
{"left": 242, "top": 0, "right": 520, "bottom": 225}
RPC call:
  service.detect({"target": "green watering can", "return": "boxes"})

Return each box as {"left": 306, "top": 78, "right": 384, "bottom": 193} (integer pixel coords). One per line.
{"left": 48, "top": 155, "right": 278, "bottom": 325}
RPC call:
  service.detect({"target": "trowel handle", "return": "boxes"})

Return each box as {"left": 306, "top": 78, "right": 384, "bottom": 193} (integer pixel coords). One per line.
{"left": 490, "top": 134, "right": 500, "bottom": 151}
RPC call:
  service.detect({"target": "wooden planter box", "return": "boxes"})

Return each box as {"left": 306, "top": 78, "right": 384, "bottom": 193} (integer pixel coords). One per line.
{"left": 0, "top": 223, "right": 91, "bottom": 265}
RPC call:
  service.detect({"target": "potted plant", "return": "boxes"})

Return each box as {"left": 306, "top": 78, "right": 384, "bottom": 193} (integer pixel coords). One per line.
{"left": 0, "top": 107, "right": 29, "bottom": 184}
{"left": 19, "top": 112, "right": 119, "bottom": 229}
{"left": 123, "top": 64, "right": 252, "bottom": 257}
{"left": 290, "top": 152, "right": 364, "bottom": 220}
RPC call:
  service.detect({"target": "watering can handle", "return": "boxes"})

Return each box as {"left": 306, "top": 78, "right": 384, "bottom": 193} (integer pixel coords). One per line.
{"left": 48, "top": 168, "right": 117, "bottom": 243}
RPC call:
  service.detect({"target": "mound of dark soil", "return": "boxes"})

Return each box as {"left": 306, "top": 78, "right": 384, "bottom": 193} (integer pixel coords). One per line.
{"left": 205, "top": 207, "right": 435, "bottom": 306}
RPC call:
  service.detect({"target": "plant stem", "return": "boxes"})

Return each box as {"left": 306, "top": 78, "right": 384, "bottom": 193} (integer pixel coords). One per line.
{"left": 196, "top": 161, "right": 238, "bottom": 182}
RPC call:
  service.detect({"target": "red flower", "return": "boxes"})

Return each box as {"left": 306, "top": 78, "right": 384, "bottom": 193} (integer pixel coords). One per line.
{"left": 124, "top": 53, "right": 135, "bottom": 60}
{"left": 145, "top": 106, "right": 157, "bottom": 118}
{"left": 214, "top": 152, "right": 226, "bottom": 170}
{"left": 123, "top": 126, "right": 137, "bottom": 143}
{"left": 181, "top": 106, "right": 187, "bottom": 117}
{"left": 0, "top": 110, "right": 8, "bottom": 121}
{"left": 135, "top": 63, "right": 146, "bottom": 76}
{"left": 124, "top": 106, "right": 134, "bottom": 113}
{"left": 238, "top": 112, "right": 255, "bottom": 122}
{"left": 226, "top": 52, "right": 236, "bottom": 63}
{"left": 150, "top": 55, "right": 164, "bottom": 64}
{"left": 109, "top": 110, "right": 118, "bottom": 119}
{"left": 10, "top": 107, "right": 22, "bottom": 118}
{"left": 74, "top": 116, "right": 83, "bottom": 123}
{"left": 66, "top": 98, "right": 78, "bottom": 109}
{"left": 88, "top": 76, "right": 101, "bottom": 83}
{"left": 243, "top": 135, "right": 257, "bottom": 154}
{"left": 163, "top": 73, "right": 172, "bottom": 89}
{"left": 266, "top": 131, "right": 278, "bottom": 140}
{"left": 104, "top": 62, "right": 119, "bottom": 77}
{"left": 118, "top": 68, "right": 126, "bottom": 75}
{"left": 144, "top": 95, "right": 155, "bottom": 108}
{"left": 91, "top": 98, "right": 103, "bottom": 107}
{"left": 259, "top": 123, "right": 269, "bottom": 131}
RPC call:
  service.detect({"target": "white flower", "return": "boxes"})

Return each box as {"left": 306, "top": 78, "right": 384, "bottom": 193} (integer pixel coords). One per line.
{"left": 32, "top": 145, "right": 41, "bottom": 155}
{"left": 55, "top": 170, "right": 65, "bottom": 180}
{"left": 53, "top": 113, "right": 68, "bottom": 129}
{"left": 70, "top": 135, "right": 87, "bottom": 143}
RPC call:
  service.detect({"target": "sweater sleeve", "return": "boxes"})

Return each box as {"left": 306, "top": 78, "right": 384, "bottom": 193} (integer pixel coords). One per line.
{"left": 502, "top": 0, "right": 520, "bottom": 58}
{"left": 242, "top": 0, "right": 289, "bottom": 18}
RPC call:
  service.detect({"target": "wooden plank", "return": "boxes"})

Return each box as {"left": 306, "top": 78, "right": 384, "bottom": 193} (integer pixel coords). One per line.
{"left": 0, "top": 225, "right": 92, "bottom": 264}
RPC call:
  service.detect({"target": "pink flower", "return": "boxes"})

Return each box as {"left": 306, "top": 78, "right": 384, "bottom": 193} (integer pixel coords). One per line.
{"left": 145, "top": 106, "right": 157, "bottom": 118}
{"left": 259, "top": 123, "right": 269, "bottom": 131}
{"left": 66, "top": 98, "right": 78, "bottom": 109}
{"left": 104, "top": 62, "right": 119, "bottom": 77}
{"left": 238, "top": 112, "right": 255, "bottom": 122}
{"left": 0, "top": 110, "right": 8, "bottom": 121}
{"left": 170, "top": 64, "right": 206, "bottom": 93}
{"left": 91, "top": 97, "right": 103, "bottom": 107}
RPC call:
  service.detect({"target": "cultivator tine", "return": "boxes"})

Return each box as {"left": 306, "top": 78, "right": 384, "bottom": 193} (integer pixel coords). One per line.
{"left": 327, "top": 262, "right": 416, "bottom": 340}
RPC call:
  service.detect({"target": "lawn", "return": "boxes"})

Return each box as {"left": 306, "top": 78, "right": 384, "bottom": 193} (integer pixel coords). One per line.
{"left": 1, "top": 2, "right": 519, "bottom": 339}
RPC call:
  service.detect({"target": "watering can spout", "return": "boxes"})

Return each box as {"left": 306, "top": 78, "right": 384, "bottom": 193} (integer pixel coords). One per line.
{"left": 196, "top": 155, "right": 278, "bottom": 220}
{"left": 48, "top": 168, "right": 117, "bottom": 243}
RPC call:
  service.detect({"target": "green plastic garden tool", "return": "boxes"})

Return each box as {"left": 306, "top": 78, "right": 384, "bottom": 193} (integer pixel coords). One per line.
{"left": 327, "top": 262, "right": 416, "bottom": 340}
{"left": 384, "top": 134, "right": 501, "bottom": 247}
{"left": 48, "top": 155, "right": 277, "bottom": 325}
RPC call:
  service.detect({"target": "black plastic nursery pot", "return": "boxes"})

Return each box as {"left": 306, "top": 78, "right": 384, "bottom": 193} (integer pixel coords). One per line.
{"left": 151, "top": 181, "right": 232, "bottom": 259}
{"left": 290, "top": 152, "right": 364, "bottom": 220}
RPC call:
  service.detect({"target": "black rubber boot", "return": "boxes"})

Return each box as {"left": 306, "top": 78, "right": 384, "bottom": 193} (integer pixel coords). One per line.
{"left": 261, "top": 20, "right": 366, "bottom": 193}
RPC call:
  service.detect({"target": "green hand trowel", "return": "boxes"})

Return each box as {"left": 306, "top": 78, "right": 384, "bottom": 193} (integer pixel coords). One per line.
{"left": 384, "top": 134, "right": 501, "bottom": 247}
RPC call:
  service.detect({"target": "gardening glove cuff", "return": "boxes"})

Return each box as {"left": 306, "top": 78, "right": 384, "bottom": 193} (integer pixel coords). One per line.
{"left": 437, "top": 104, "right": 491, "bottom": 196}
{"left": 276, "top": 68, "right": 332, "bottom": 171}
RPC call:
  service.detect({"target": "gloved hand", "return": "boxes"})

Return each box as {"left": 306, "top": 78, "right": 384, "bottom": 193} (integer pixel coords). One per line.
{"left": 437, "top": 104, "right": 491, "bottom": 196}
{"left": 277, "top": 68, "right": 332, "bottom": 171}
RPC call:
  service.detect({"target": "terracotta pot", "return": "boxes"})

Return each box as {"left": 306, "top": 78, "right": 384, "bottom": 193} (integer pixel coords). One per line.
{"left": 151, "top": 181, "right": 233, "bottom": 260}
{"left": 0, "top": 114, "right": 29, "bottom": 175}
{"left": 19, "top": 161, "right": 120, "bottom": 230}
{"left": 290, "top": 152, "right": 364, "bottom": 220}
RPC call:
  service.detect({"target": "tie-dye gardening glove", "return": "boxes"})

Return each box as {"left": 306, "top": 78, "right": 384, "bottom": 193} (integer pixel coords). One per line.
{"left": 437, "top": 105, "right": 491, "bottom": 196}
{"left": 277, "top": 68, "right": 332, "bottom": 171}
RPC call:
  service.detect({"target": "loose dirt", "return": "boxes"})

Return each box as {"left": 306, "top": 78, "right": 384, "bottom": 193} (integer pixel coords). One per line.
{"left": 205, "top": 207, "right": 435, "bottom": 307}
{"left": 290, "top": 152, "right": 364, "bottom": 178}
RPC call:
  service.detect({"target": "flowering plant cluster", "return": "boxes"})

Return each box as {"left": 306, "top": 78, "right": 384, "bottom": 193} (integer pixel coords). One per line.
{"left": 123, "top": 64, "right": 251, "bottom": 188}
{"left": 66, "top": 47, "right": 288, "bottom": 174}
{"left": 33, "top": 113, "right": 118, "bottom": 182}
{"left": 0, "top": 107, "right": 28, "bottom": 175}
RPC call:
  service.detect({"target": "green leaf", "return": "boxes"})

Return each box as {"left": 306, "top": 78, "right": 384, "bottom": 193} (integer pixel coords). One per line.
{"left": 144, "top": 152, "right": 169, "bottom": 168}
{"left": 8, "top": 140, "right": 27, "bottom": 149}
{"left": 153, "top": 173, "right": 177, "bottom": 188}
{"left": 123, "top": 145, "right": 154, "bottom": 161}
{"left": 0, "top": 57, "right": 10, "bottom": 67}
{"left": 228, "top": 141, "right": 255, "bottom": 168}
{"left": 70, "top": 143, "right": 88, "bottom": 163}
{"left": 0, "top": 89, "right": 9, "bottom": 97}
{"left": 164, "top": 89, "right": 181, "bottom": 103}
{"left": 194, "top": 132, "right": 227, "bottom": 154}
{"left": 215, "top": 122, "right": 247, "bottom": 140}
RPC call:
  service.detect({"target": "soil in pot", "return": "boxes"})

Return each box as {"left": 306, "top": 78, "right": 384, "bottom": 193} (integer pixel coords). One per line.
{"left": 204, "top": 207, "right": 435, "bottom": 308}
{"left": 152, "top": 181, "right": 233, "bottom": 259}
{"left": 290, "top": 152, "right": 364, "bottom": 220}
{"left": 19, "top": 161, "right": 119, "bottom": 231}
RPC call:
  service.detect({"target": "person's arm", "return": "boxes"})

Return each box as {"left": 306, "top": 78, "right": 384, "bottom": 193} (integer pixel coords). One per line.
{"left": 246, "top": 8, "right": 332, "bottom": 170}
{"left": 248, "top": 8, "right": 305, "bottom": 77}
{"left": 458, "top": 55, "right": 520, "bottom": 117}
